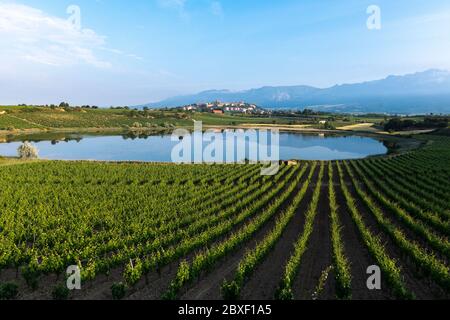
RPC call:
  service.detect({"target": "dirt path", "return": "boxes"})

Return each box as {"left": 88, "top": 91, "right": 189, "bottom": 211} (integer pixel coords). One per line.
{"left": 238, "top": 167, "right": 319, "bottom": 300}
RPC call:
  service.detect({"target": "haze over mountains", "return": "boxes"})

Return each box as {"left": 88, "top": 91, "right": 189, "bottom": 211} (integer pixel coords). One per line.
{"left": 145, "top": 70, "right": 450, "bottom": 114}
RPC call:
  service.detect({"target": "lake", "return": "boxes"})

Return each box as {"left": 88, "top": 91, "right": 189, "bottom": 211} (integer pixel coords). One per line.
{"left": 0, "top": 131, "right": 388, "bottom": 162}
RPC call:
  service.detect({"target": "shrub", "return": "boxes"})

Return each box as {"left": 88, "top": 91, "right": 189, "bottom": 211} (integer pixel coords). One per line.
{"left": 21, "top": 265, "right": 39, "bottom": 290}
{"left": 221, "top": 281, "right": 239, "bottom": 300}
{"left": 323, "top": 121, "right": 336, "bottom": 130}
{"left": 132, "top": 122, "right": 142, "bottom": 128}
{"left": 123, "top": 258, "right": 143, "bottom": 286}
{"left": 0, "top": 283, "right": 19, "bottom": 300}
{"left": 163, "top": 122, "right": 176, "bottom": 128}
{"left": 17, "top": 141, "right": 39, "bottom": 159}
{"left": 111, "top": 283, "right": 127, "bottom": 300}
{"left": 145, "top": 122, "right": 158, "bottom": 128}
{"left": 51, "top": 284, "right": 70, "bottom": 300}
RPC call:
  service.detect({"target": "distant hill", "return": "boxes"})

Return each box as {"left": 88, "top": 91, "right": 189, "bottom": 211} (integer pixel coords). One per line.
{"left": 142, "top": 69, "right": 450, "bottom": 114}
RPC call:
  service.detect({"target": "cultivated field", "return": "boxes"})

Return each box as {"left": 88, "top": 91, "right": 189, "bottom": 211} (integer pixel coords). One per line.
{"left": 0, "top": 106, "right": 292, "bottom": 133}
{"left": 0, "top": 133, "right": 449, "bottom": 300}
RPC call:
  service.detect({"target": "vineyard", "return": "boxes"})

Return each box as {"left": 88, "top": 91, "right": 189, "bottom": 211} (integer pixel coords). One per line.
{"left": 0, "top": 133, "right": 449, "bottom": 300}
{"left": 0, "top": 106, "right": 291, "bottom": 132}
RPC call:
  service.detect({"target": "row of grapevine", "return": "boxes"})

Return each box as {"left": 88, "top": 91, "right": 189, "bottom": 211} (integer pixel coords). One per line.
{"left": 99, "top": 165, "right": 297, "bottom": 281}
{"left": 93, "top": 164, "right": 278, "bottom": 257}
{"left": 163, "top": 164, "right": 311, "bottom": 299}
{"left": 275, "top": 163, "right": 325, "bottom": 300}
{"left": 384, "top": 156, "right": 450, "bottom": 199}
{"left": 117, "top": 166, "right": 298, "bottom": 283}
{"left": 356, "top": 160, "right": 449, "bottom": 236}
{"left": 220, "top": 162, "right": 318, "bottom": 299}
{"left": 328, "top": 163, "right": 352, "bottom": 299}
{"left": 343, "top": 162, "right": 450, "bottom": 292}
{"left": 335, "top": 162, "right": 412, "bottom": 299}
{"left": 0, "top": 162, "right": 263, "bottom": 278}
{"left": 350, "top": 161, "right": 450, "bottom": 259}
{"left": 368, "top": 158, "right": 450, "bottom": 214}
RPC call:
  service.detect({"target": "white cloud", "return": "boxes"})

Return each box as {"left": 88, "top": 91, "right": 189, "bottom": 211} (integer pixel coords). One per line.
{"left": 0, "top": 3, "right": 110, "bottom": 68}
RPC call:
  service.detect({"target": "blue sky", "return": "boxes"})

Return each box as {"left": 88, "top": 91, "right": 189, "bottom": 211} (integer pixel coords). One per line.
{"left": 1, "top": 0, "right": 450, "bottom": 106}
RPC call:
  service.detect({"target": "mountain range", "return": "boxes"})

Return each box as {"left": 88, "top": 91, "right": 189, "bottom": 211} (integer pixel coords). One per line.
{"left": 143, "top": 69, "right": 450, "bottom": 114}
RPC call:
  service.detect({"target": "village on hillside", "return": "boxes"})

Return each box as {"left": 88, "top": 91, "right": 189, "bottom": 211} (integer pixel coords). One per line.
{"left": 178, "top": 101, "right": 270, "bottom": 115}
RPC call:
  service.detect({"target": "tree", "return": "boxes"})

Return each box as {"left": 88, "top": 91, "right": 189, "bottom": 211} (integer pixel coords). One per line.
{"left": 17, "top": 142, "right": 39, "bottom": 159}
{"left": 323, "top": 121, "right": 336, "bottom": 130}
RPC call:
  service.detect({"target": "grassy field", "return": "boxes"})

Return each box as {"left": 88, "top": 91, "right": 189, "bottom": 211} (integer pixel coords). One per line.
{"left": 0, "top": 106, "right": 192, "bottom": 130}
{"left": 0, "top": 132, "right": 449, "bottom": 300}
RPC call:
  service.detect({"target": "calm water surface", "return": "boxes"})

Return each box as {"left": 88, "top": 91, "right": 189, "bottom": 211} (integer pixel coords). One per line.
{"left": 0, "top": 132, "right": 388, "bottom": 161}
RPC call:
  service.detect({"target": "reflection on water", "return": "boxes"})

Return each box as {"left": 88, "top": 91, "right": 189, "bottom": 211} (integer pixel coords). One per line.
{"left": 0, "top": 132, "right": 388, "bottom": 161}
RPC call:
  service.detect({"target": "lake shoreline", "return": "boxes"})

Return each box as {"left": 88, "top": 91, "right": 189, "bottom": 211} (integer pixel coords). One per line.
{"left": 0, "top": 124, "right": 424, "bottom": 160}
{"left": 0, "top": 123, "right": 428, "bottom": 137}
